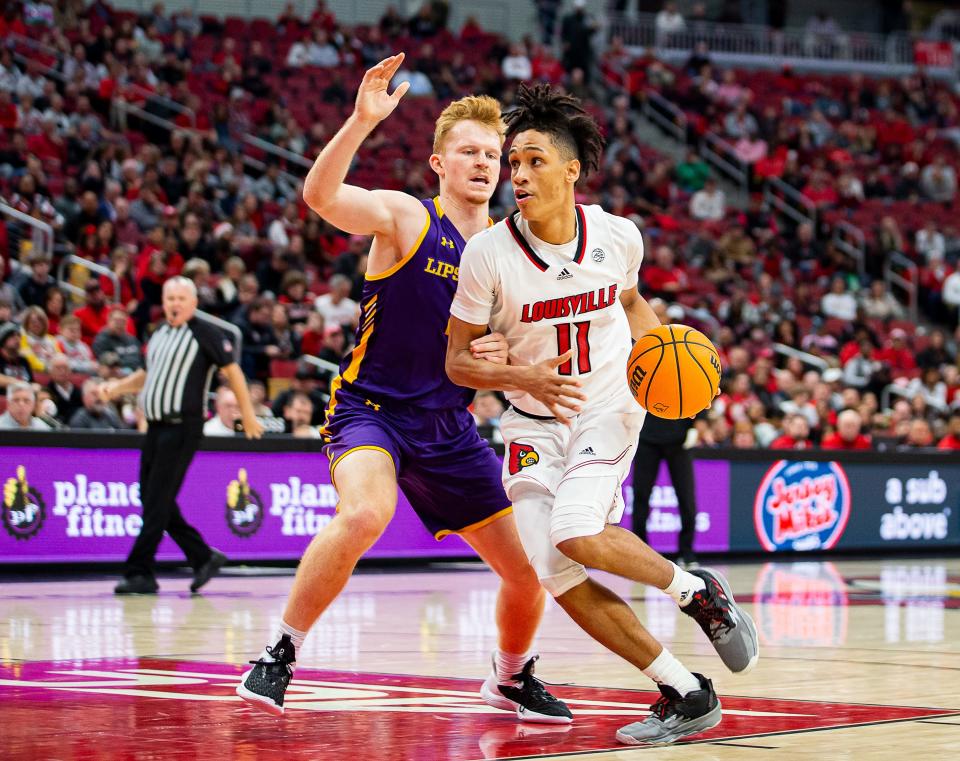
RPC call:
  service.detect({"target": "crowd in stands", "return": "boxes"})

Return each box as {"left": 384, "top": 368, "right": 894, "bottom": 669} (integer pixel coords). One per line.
{"left": 0, "top": 0, "right": 958, "bottom": 451}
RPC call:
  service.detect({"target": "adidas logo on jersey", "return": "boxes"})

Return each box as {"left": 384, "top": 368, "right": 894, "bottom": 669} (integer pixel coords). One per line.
{"left": 557, "top": 268, "right": 573, "bottom": 281}
{"left": 579, "top": 446, "right": 595, "bottom": 455}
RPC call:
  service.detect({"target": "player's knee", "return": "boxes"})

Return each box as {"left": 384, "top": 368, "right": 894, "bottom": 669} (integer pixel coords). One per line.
{"left": 553, "top": 534, "right": 601, "bottom": 565}
{"left": 536, "top": 562, "right": 588, "bottom": 598}
{"left": 336, "top": 499, "right": 394, "bottom": 545}
{"left": 549, "top": 476, "right": 618, "bottom": 557}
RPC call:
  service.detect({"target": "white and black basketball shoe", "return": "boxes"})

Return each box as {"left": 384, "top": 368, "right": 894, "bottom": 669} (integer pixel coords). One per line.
{"left": 480, "top": 654, "right": 573, "bottom": 724}
{"left": 236, "top": 635, "right": 296, "bottom": 716}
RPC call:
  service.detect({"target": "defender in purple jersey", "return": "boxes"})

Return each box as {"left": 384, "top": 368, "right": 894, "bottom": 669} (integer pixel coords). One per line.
{"left": 237, "top": 53, "right": 571, "bottom": 724}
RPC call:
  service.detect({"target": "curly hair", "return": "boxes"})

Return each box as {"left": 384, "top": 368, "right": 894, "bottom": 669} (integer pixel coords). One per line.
{"left": 503, "top": 83, "right": 605, "bottom": 176}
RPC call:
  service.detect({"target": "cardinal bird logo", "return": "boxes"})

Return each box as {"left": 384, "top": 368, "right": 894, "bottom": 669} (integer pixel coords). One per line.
{"left": 508, "top": 442, "right": 540, "bottom": 475}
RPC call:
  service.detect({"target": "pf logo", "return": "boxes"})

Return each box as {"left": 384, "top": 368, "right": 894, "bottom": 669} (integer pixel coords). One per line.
{"left": 3, "top": 465, "right": 46, "bottom": 540}
{"left": 508, "top": 442, "right": 539, "bottom": 475}
{"left": 225, "top": 468, "right": 264, "bottom": 538}
{"left": 754, "top": 460, "right": 851, "bottom": 552}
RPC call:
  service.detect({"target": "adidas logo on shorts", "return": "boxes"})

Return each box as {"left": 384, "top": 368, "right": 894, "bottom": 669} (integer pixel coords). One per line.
{"left": 557, "top": 268, "right": 573, "bottom": 281}
{"left": 579, "top": 446, "right": 595, "bottom": 455}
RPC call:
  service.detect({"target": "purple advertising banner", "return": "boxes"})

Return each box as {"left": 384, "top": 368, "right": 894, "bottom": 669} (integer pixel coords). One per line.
{"left": 1, "top": 445, "right": 730, "bottom": 563}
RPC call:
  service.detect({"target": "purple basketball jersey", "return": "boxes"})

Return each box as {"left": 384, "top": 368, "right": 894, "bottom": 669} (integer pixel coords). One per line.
{"left": 329, "top": 197, "right": 477, "bottom": 411}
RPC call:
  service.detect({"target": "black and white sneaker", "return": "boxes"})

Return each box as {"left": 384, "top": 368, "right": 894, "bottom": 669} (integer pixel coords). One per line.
{"left": 480, "top": 655, "right": 573, "bottom": 724}
{"left": 682, "top": 567, "right": 759, "bottom": 674}
{"left": 616, "top": 673, "right": 721, "bottom": 745}
{"left": 236, "top": 635, "right": 296, "bottom": 716}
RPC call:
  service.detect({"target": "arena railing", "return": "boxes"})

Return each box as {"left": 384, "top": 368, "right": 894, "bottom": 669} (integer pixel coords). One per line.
{"left": 700, "top": 131, "right": 749, "bottom": 195}
{"left": 832, "top": 221, "right": 867, "bottom": 278}
{"left": 301, "top": 354, "right": 341, "bottom": 404}
{"left": 641, "top": 91, "right": 687, "bottom": 144}
{"left": 57, "top": 255, "right": 121, "bottom": 304}
{"left": 607, "top": 13, "right": 922, "bottom": 70}
{"left": 764, "top": 177, "right": 816, "bottom": 230}
{"left": 884, "top": 251, "right": 920, "bottom": 323}
{"left": 0, "top": 202, "right": 55, "bottom": 262}
{"left": 8, "top": 33, "right": 196, "bottom": 128}
{"left": 773, "top": 342, "right": 829, "bottom": 372}
{"left": 240, "top": 134, "right": 314, "bottom": 172}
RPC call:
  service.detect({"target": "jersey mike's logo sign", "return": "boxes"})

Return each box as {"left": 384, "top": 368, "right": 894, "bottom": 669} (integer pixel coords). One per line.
{"left": 2, "top": 466, "right": 46, "bottom": 540}
{"left": 508, "top": 442, "right": 540, "bottom": 475}
{"left": 754, "top": 460, "right": 851, "bottom": 552}
{"left": 225, "top": 468, "right": 264, "bottom": 538}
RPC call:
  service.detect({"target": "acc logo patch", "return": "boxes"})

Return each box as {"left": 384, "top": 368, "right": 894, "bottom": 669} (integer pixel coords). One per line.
{"left": 508, "top": 442, "right": 539, "bottom": 475}
{"left": 2, "top": 465, "right": 46, "bottom": 540}
{"left": 754, "top": 460, "right": 851, "bottom": 552}
{"left": 225, "top": 468, "right": 264, "bottom": 537}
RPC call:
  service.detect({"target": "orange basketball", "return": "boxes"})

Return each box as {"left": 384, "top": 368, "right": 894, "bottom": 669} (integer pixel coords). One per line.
{"left": 626, "top": 324, "right": 722, "bottom": 419}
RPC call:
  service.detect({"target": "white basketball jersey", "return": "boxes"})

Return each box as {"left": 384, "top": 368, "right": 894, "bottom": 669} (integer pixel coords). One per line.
{"left": 451, "top": 204, "right": 644, "bottom": 417}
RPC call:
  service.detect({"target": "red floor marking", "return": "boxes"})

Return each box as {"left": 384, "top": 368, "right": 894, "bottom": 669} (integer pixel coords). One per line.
{"left": 1, "top": 659, "right": 956, "bottom": 760}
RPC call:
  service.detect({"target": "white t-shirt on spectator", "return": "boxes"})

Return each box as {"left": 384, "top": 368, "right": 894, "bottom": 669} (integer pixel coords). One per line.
{"left": 204, "top": 416, "right": 236, "bottom": 436}
{"left": 690, "top": 188, "right": 725, "bottom": 220}
{"left": 655, "top": 11, "right": 686, "bottom": 33}
{"left": 315, "top": 294, "right": 359, "bottom": 328}
{"left": 916, "top": 228, "right": 945, "bottom": 263}
{"left": 502, "top": 55, "right": 532, "bottom": 81}
{"left": 943, "top": 271, "right": 960, "bottom": 307}
{"left": 821, "top": 291, "right": 857, "bottom": 321}
{"left": 286, "top": 42, "right": 309, "bottom": 67}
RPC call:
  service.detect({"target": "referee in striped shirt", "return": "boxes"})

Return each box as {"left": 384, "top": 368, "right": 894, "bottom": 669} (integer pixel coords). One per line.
{"left": 101, "top": 277, "right": 264, "bottom": 595}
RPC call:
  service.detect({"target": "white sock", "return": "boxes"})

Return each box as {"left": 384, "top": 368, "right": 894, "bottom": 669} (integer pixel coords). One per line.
{"left": 495, "top": 649, "right": 531, "bottom": 684}
{"left": 662, "top": 562, "right": 706, "bottom": 608}
{"left": 642, "top": 647, "right": 701, "bottom": 697}
{"left": 261, "top": 620, "right": 306, "bottom": 662}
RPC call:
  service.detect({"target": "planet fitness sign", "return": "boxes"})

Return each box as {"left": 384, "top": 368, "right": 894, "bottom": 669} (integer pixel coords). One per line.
{"left": 0, "top": 442, "right": 732, "bottom": 564}
{"left": 754, "top": 460, "right": 851, "bottom": 552}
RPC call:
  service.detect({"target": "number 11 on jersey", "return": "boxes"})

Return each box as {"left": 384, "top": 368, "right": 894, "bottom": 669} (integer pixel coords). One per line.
{"left": 555, "top": 321, "right": 592, "bottom": 375}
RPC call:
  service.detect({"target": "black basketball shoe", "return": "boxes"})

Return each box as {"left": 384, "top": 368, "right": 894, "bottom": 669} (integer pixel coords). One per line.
{"left": 616, "top": 673, "right": 721, "bottom": 745}
{"left": 681, "top": 567, "right": 759, "bottom": 674}
{"left": 480, "top": 655, "right": 573, "bottom": 724}
{"left": 236, "top": 635, "right": 296, "bottom": 716}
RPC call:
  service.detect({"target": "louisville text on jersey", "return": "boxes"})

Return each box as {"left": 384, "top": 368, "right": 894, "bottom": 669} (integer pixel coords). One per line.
{"left": 520, "top": 284, "right": 619, "bottom": 324}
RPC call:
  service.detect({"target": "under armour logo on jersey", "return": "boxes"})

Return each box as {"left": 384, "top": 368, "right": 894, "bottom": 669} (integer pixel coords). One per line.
{"left": 578, "top": 446, "right": 595, "bottom": 455}
{"left": 556, "top": 268, "right": 573, "bottom": 281}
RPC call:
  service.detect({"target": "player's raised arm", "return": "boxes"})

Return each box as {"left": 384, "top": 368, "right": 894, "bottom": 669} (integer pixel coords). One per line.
{"left": 619, "top": 286, "right": 662, "bottom": 341}
{"left": 302, "top": 53, "right": 422, "bottom": 236}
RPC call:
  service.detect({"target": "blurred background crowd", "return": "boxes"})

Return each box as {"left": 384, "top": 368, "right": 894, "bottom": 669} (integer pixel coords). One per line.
{"left": 1, "top": 0, "right": 959, "bottom": 450}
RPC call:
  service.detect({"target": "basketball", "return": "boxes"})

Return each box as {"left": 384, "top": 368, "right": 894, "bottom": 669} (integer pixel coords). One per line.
{"left": 626, "top": 324, "right": 722, "bottom": 419}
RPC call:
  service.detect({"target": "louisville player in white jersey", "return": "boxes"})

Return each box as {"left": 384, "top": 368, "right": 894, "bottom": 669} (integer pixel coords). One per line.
{"left": 446, "top": 84, "right": 759, "bottom": 746}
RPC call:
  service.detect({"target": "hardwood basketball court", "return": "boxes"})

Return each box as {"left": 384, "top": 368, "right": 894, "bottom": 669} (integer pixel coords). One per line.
{"left": 2, "top": 558, "right": 958, "bottom": 759}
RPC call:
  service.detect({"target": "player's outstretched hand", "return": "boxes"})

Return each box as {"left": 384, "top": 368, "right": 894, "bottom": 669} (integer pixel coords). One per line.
{"left": 470, "top": 332, "right": 509, "bottom": 365}
{"left": 522, "top": 350, "right": 587, "bottom": 425}
{"left": 355, "top": 53, "right": 410, "bottom": 126}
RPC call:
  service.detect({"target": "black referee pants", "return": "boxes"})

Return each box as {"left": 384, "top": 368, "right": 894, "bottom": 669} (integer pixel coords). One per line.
{"left": 631, "top": 440, "right": 697, "bottom": 557}
{"left": 124, "top": 420, "right": 212, "bottom": 579}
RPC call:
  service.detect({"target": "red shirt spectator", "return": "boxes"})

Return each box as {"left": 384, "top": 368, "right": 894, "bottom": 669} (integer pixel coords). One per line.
{"left": 872, "top": 329, "right": 916, "bottom": 375}
{"left": 821, "top": 432, "right": 872, "bottom": 450}
{"left": 938, "top": 433, "right": 960, "bottom": 451}
{"left": 769, "top": 435, "right": 813, "bottom": 449}
{"left": 876, "top": 111, "right": 915, "bottom": 151}
{"left": 74, "top": 282, "right": 135, "bottom": 345}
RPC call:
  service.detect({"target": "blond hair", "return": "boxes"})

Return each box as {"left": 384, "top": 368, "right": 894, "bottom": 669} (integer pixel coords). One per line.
{"left": 433, "top": 95, "right": 505, "bottom": 153}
